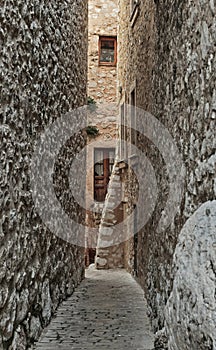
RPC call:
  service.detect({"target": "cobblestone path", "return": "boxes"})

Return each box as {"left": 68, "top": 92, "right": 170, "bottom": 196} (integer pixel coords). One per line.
{"left": 34, "top": 267, "right": 154, "bottom": 350}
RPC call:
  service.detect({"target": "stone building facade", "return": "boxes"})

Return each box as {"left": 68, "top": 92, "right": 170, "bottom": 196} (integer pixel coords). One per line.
{"left": 88, "top": 0, "right": 118, "bottom": 103}
{"left": 97, "top": 0, "right": 216, "bottom": 348}
{"left": 0, "top": 1, "right": 87, "bottom": 348}
{"left": 151, "top": 2, "right": 216, "bottom": 348}
{"left": 85, "top": 0, "right": 118, "bottom": 265}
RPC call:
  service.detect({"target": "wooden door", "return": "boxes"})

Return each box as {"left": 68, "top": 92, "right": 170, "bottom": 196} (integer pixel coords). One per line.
{"left": 94, "top": 148, "right": 115, "bottom": 202}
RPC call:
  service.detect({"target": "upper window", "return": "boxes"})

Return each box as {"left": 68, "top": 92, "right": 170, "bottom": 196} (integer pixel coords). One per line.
{"left": 99, "top": 36, "right": 117, "bottom": 66}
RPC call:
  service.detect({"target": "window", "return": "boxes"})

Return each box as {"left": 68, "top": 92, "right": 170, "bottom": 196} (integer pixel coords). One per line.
{"left": 99, "top": 37, "right": 117, "bottom": 66}
{"left": 94, "top": 148, "right": 115, "bottom": 202}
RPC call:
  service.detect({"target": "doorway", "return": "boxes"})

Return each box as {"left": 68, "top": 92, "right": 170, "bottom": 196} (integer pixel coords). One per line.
{"left": 94, "top": 148, "right": 115, "bottom": 202}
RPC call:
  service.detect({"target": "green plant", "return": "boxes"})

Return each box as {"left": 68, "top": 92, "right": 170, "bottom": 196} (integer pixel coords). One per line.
{"left": 86, "top": 125, "right": 99, "bottom": 136}
{"left": 87, "top": 96, "right": 97, "bottom": 112}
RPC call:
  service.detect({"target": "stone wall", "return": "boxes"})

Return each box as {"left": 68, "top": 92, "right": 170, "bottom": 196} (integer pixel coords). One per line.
{"left": 165, "top": 200, "right": 216, "bottom": 350}
{"left": 118, "top": 0, "right": 155, "bottom": 110}
{"left": 88, "top": 0, "right": 118, "bottom": 103}
{"left": 118, "top": 0, "right": 216, "bottom": 347}
{"left": 86, "top": 0, "right": 119, "bottom": 265}
{"left": 152, "top": 0, "right": 216, "bottom": 339}
{"left": 87, "top": 0, "right": 119, "bottom": 207}
{"left": 0, "top": 0, "right": 87, "bottom": 348}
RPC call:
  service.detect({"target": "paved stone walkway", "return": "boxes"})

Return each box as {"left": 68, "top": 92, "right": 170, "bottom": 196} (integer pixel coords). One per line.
{"left": 34, "top": 267, "right": 154, "bottom": 350}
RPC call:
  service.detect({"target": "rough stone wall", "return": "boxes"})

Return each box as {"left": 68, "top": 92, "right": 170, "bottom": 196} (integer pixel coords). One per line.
{"left": 117, "top": 0, "right": 156, "bottom": 279}
{"left": 151, "top": 0, "right": 216, "bottom": 337}
{"left": 165, "top": 200, "right": 216, "bottom": 350}
{"left": 118, "top": 0, "right": 216, "bottom": 346}
{"left": 121, "top": 162, "right": 139, "bottom": 275}
{"left": 117, "top": 0, "right": 156, "bottom": 288}
{"left": 88, "top": 0, "right": 118, "bottom": 103}
{"left": 0, "top": 1, "right": 87, "bottom": 348}
{"left": 118, "top": 0, "right": 155, "bottom": 110}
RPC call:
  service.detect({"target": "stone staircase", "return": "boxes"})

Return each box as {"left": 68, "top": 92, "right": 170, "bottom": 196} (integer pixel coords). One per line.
{"left": 95, "top": 162, "right": 126, "bottom": 269}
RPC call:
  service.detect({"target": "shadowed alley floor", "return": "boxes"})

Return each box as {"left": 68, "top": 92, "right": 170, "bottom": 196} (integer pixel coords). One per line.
{"left": 34, "top": 267, "right": 155, "bottom": 350}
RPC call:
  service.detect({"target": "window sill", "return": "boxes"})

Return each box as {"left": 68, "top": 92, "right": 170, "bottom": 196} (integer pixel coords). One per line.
{"left": 99, "top": 63, "right": 117, "bottom": 67}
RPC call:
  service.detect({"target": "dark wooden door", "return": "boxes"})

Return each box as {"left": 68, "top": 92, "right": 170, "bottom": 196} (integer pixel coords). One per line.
{"left": 94, "top": 148, "right": 115, "bottom": 202}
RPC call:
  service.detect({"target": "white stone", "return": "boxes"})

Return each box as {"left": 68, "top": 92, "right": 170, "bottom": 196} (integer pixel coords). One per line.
{"left": 41, "top": 280, "right": 52, "bottom": 325}
{"left": 210, "top": 0, "right": 215, "bottom": 13}
{"left": 95, "top": 257, "right": 107, "bottom": 266}
{"left": 99, "top": 227, "right": 113, "bottom": 236}
{"left": 201, "top": 21, "right": 211, "bottom": 59}
{"left": 98, "top": 239, "right": 113, "bottom": 248}
{"left": 165, "top": 201, "right": 216, "bottom": 350}
{"left": 30, "top": 316, "right": 42, "bottom": 341}
{"left": 112, "top": 175, "right": 120, "bottom": 181}
{"left": 88, "top": 81, "right": 97, "bottom": 88}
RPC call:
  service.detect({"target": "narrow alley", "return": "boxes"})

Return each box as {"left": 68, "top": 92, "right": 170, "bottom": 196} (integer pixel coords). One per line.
{"left": 34, "top": 268, "right": 154, "bottom": 350}
{"left": 1, "top": 0, "right": 215, "bottom": 349}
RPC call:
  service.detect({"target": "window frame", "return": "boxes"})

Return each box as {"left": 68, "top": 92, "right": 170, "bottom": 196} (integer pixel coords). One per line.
{"left": 98, "top": 36, "right": 117, "bottom": 67}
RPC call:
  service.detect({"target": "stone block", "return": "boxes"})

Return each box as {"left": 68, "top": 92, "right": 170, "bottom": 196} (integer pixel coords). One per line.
{"left": 0, "top": 0, "right": 87, "bottom": 347}
{"left": 95, "top": 257, "right": 107, "bottom": 267}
